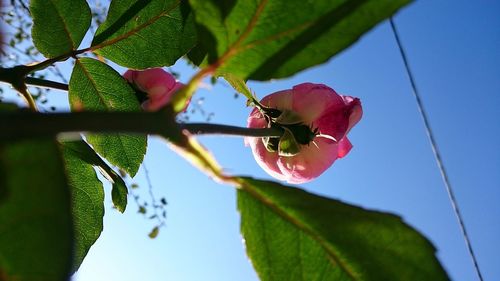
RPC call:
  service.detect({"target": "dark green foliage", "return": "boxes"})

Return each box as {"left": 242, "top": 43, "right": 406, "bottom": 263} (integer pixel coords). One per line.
{"left": 189, "top": 0, "right": 412, "bottom": 80}
{"left": 92, "top": 0, "right": 197, "bottom": 69}
{"left": 62, "top": 144, "right": 105, "bottom": 274}
{"left": 0, "top": 139, "right": 73, "bottom": 281}
{"left": 69, "top": 58, "right": 147, "bottom": 177}
{"left": 237, "top": 177, "right": 449, "bottom": 281}
{"left": 62, "top": 140, "right": 128, "bottom": 213}
{"left": 30, "top": 0, "right": 91, "bottom": 58}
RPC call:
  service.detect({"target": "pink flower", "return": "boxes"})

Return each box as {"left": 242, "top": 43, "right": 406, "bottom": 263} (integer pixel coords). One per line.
{"left": 123, "top": 68, "right": 184, "bottom": 111}
{"left": 246, "top": 83, "right": 362, "bottom": 184}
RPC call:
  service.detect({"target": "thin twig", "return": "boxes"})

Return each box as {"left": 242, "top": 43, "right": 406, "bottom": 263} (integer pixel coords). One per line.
{"left": 389, "top": 17, "right": 483, "bottom": 281}
{"left": 142, "top": 163, "right": 165, "bottom": 227}
{"left": 25, "top": 77, "right": 69, "bottom": 91}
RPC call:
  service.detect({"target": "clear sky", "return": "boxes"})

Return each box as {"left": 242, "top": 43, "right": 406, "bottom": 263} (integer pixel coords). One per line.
{"left": 8, "top": 0, "right": 499, "bottom": 280}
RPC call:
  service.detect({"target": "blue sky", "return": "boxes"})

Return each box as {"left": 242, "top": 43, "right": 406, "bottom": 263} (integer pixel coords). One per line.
{"left": 4, "top": 0, "right": 499, "bottom": 280}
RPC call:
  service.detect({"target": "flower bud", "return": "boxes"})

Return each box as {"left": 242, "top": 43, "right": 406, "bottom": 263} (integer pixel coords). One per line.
{"left": 246, "top": 83, "right": 362, "bottom": 184}
{"left": 123, "top": 68, "right": 185, "bottom": 111}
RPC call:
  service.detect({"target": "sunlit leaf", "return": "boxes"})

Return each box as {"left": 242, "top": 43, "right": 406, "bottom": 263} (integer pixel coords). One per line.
{"left": 30, "top": 0, "right": 91, "bottom": 57}
{"left": 62, "top": 144, "right": 105, "bottom": 274}
{"left": 237, "top": 177, "right": 449, "bottom": 281}
{"left": 189, "top": 0, "right": 411, "bottom": 80}
{"left": 69, "top": 58, "right": 147, "bottom": 176}
{"left": 91, "top": 0, "right": 197, "bottom": 69}
{"left": 62, "top": 140, "right": 128, "bottom": 213}
{"left": 223, "top": 74, "right": 253, "bottom": 100}
{"left": 0, "top": 139, "right": 73, "bottom": 280}
{"left": 111, "top": 181, "right": 128, "bottom": 213}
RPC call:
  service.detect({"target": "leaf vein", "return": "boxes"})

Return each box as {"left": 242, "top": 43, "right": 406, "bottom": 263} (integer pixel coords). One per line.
{"left": 47, "top": 0, "right": 76, "bottom": 49}
{"left": 91, "top": 1, "right": 181, "bottom": 52}
{"left": 76, "top": 60, "right": 109, "bottom": 110}
{"left": 241, "top": 184, "right": 359, "bottom": 281}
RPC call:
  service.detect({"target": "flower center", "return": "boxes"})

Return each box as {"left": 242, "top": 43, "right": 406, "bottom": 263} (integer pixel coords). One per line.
{"left": 261, "top": 107, "right": 317, "bottom": 156}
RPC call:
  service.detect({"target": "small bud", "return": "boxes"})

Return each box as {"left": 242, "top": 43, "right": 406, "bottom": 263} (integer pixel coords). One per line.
{"left": 123, "top": 68, "right": 187, "bottom": 111}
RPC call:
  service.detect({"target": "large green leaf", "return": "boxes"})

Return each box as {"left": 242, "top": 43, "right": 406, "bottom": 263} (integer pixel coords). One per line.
{"left": 62, "top": 143, "right": 105, "bottom": 274}
{"left": 30, "top": 0, "right": 91, "bottom": 58}
{"left": 189, "top": 0, "right": 411, "bottom": 80}
{"left": 91, "top": 0, "right": 197, "bottom": 69}
{"left": 69, "top": 57, "right": 147, "bottom": 176}
{"left": 63, "top": 140, "right": 128, "bottom": 213}
{"left": 237, "top": 177, "right": 449, "bottom": 281}
{"left": 0, "top": 139, "right": 73, "bottom": 281}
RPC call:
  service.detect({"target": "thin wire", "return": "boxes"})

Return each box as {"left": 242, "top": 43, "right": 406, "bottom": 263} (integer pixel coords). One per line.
{"left": 389, "top": 18, "right": 484, "bottom": 281}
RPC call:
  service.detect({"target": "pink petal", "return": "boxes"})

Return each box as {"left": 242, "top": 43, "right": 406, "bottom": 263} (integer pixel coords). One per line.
{"left": 248, "top": 136, "right": 287, "bottom": 181}
{"left": 277, "top": 138, "right": 339, "bottom": 184}
{"left": 341, "top": 95, "right": 362, "bottom": 133}
{"left": 337, "top": 137, "right": 352, "bottom": 158}
{"left": 248, "top": 107, "right": 264, "bottom": 124}
{"left": 291, "top": 83, "right": 345, "bottom": 124}
{"left": 313, "top": 106, "right": 350, "bottom": 142}
{"left": 246, "top": 110, "right": 268, "bottom": 146}
{"left": 246, "top": 105, "right": 287, "bottom": 180}
{"left": 147, "top": 85, "right": 170, "bottom": 98}
{"left": 123, "top": 70, "right": 137, "bottom": 82}
{"left": 259, "top": 89, "right": 293, "bottom": 111}
{"left": 144, "top": 92, "right": 171, "bottom": 111}
{"left": 312, "top": 95, "right": 362, "bottom": 142}
{"left": 143, "top": 82, "right": 185, "bottom": 111}
{"left": 135, "top": 68, "right": 176, "bottom": 92}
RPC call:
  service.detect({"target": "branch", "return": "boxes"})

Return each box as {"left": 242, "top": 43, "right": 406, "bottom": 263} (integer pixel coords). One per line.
{"left": 0, "top": 110, "right": 283, "bottom": 141}
{"left": 25, "top": 77, "right": 69, "bottom": 91}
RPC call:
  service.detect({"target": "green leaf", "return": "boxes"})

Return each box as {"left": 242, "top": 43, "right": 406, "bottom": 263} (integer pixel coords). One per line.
{"left": 30, "top": 0, "right": 91, "bottom": 58}
{"left": 84, "top": 135, "right": 146, "bottom": 178}
{"left": 111, "top": 179, "right": 129, "bottom": 213}
{"left": 189, "top": 0, "right": 411, "bottom": 80}
{"left": 148, "top": 226, "right": 160, "bottom": 239}
{"left": 62, "top": 140, "right": 128, "bottom": 213}
{"left": 237, "top": 177, "right": 449, "bottom": 281}
{"left": 61, "top": 144, "right": 105, "bottom": 274}
{"left": 0, "top": 139, "right": 73, "bottom": 280}
{"left": 91, "top": 0, "right": 197, "bottom": 69}
{"left": 222, "top": 73, "right": 254, "bottom": 101}
{"left": 69, "top": 57, "right": 147, "bottom": 176}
